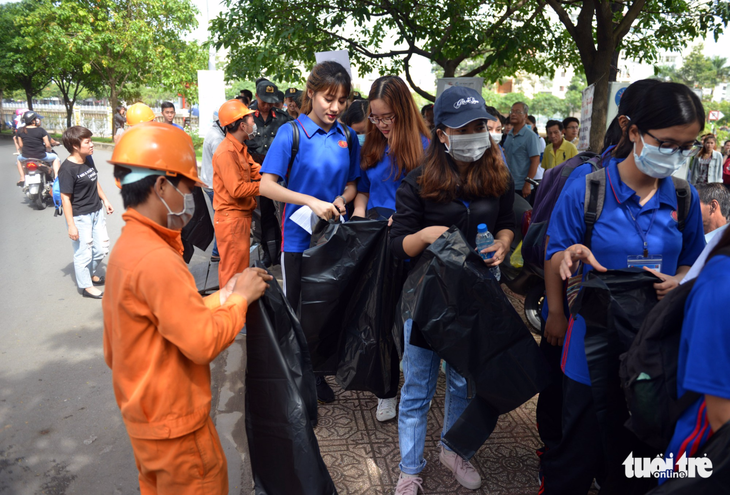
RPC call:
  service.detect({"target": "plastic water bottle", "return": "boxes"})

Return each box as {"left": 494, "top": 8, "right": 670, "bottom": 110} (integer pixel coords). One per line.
{"left": 476, "top": 223, "right": 501, "bottom": 281}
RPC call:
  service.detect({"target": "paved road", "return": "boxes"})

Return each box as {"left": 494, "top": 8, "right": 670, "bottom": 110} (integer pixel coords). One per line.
{"left": 0, "top": 138, "right": 142, "bottom": 494}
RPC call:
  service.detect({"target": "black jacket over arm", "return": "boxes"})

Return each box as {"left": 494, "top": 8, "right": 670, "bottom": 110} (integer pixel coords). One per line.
{"left": 389, "top": 165, "right": 515, "bottom": 261}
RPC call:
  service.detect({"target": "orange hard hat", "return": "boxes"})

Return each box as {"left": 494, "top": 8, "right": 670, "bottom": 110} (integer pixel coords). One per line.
{"left": 108, "top": 121, "right": 202, "bottom": 185}
{"left": 218, "top": 99, "right": 254, "bottom": 127}
{"left": 126, "top": 103, "right": 156, "bottom": 126}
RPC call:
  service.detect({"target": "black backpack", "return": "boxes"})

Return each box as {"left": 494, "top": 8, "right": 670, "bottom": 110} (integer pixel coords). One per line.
{"left": 619, "top": 245, "right": 730, "bottom": 451}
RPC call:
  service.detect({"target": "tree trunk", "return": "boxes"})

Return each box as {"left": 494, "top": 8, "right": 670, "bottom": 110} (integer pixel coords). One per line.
{"left": 25, "top": 87, "right": 34, "bottom": 111}
{"left": 584, "top": 49, "right": 614, "bottom": 152}
{"left": 109, "top": 84, "right": 118, "bottom": 138}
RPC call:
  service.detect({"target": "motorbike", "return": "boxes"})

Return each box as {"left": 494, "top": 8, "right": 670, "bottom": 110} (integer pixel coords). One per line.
{"left": 20, "top": 157, "right": 54, "bottom": 210}
{"left": 500, "top": 179, "right": 544, "bottom": 334}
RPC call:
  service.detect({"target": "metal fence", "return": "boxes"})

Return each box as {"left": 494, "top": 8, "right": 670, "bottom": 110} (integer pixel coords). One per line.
{"left": 1, "top": 103, "right": 198, "bottom": 137}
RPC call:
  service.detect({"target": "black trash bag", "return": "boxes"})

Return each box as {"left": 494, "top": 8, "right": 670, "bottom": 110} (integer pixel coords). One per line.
{"left": 572, "top": 269, "right": 661, "bottom": 494}
{"left": 300, "top": 218, "right": 389, "bottom": 374}
{"left": 394, "top": 227, "right": 551, "bottom": 458}
{"left": 646, "top": 419, "right": 730, "bottom": 495}
{"left": 334, "top": 217, "right": 404, "bottom": 396}
{"left": 181, "top": 188, "right": 215, "bottom": 263}
{"left": 245, "top": 264, "right": 337, "bottom": 495}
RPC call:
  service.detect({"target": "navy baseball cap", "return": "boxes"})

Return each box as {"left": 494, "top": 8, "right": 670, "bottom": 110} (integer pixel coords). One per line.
{"left": 256, "top": 80, "right": 279, "bottom": 103}
{"left": 434, "top": 86, "right": 496, "bottom": 128}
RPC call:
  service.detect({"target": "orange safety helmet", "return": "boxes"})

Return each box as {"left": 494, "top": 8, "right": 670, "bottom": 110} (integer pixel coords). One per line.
{"left": 109, "top": 121, "right": 202, "bottom": 185}
{"left": 218, "top": 99, "right": 254, "bottom": 127}
{"left": 126, "top": 102, "right": 156, "bottom": 126}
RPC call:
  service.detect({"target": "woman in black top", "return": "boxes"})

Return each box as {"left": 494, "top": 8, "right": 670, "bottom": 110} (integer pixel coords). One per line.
{"left": 58, "top": 126, "right": 114, "bottom": 299}
{"left": 389, "top": 87, "right": 514, "bottom": 494}
{"left": 16, "top": 111, "right": 61, "bottom": 186}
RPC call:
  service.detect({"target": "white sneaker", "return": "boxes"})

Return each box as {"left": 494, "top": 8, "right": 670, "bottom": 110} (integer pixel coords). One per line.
{"left": 376, "top": 397, "right": 398, "bottom": 422}
{"left": 394, "top": 472, "right": 423, "bottom": 495}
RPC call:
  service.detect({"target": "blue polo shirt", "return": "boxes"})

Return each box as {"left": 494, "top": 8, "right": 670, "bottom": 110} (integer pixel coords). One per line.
{"left": 357, "top": 135, "right": 429, "bottom": 212}
{"left": 503, "top": 124, "right": 540, "bottom": 189}
{"left": 170, "top": 122, "right": 184, "bottom": 130}
{"left": 546, "top": 158, "right": 706, "bottom": 385}
{"left": 660, "top": 254, "right": 730, "bottom": 483}
{"left": 261, "top": 113, "right": 360, "bottom": 253}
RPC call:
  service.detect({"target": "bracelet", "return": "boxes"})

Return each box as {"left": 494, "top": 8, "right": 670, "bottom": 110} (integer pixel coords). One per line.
{"left": 335, "top": 195, "right": 346, "bottom": 204}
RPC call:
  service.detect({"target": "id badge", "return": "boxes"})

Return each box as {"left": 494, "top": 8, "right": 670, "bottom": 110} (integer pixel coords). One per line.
{"left": 627, "top": 255, "right": 663, "bottom": 272}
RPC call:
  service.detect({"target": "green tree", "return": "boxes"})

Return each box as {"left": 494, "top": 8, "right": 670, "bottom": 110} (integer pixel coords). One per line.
{"left": 707, "top": 55, "right": 730, "bottom": 86}
{"left": 677, "top": 44, "right": 715, "bottom": 88}
{"left": 544, "top": 1, "right": 730, "bottom": 150}
{"left": 36, "top": 0, "right": 202, "bottom": 118}
{"left": 0, "top": 0, "right": 53, "bottom": 111}
{"left": 531, "top": 93, "right": 568, "bottom": 119}
{"left": 210, "top": 0, "right": 557, "bottom": 101}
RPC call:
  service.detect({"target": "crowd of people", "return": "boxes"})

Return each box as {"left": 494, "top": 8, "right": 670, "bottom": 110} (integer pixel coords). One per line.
{"left": 12, "top": 62, "right": 730, "bottom": 495}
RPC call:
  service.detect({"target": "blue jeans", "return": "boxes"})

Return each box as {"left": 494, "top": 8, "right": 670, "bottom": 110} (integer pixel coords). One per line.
{"left": 205, "top": 189, "right": 219, "bottom": 257}
{"left": 69, "top": 208, "right": 109, "bottom": 289}
{"left": 398, "top": 320, "right": 470, "bottom": 474}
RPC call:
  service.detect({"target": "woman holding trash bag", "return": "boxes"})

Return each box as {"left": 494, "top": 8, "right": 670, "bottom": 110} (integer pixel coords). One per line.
{"left": 259, "top": 61, "right": 361, "bottom": 404}
{"left": 389, "top": 86, "right": 515, "bottom": 494}
{"left": 351, "top": 76, "right": 430, "bottom": 423}
{"left": 539, "top": 82, "right": 707, "bottom": 495}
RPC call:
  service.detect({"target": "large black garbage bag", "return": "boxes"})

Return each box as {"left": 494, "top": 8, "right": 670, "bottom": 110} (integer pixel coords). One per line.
{"left": 334, "top": 218, "right": 404, "bottom": 396}
{"left": 245, "top": 265, "right": 337, "bottom": 495}
{"left": 300, "top": 218, "right": 391, "bottom": 374}
{"left": 181, "top": 188, "right": 214, "bottom": 263}
{"left": 394, "top": 227, "right": 551, "bottom": 458}
{"left": 572, "top": 269, "right": 661, "bottom": 494}
{"left": 646, "top": 419, "right": 730, "bottom": 494}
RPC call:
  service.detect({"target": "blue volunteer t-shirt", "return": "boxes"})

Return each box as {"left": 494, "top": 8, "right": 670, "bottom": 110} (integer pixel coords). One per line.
{"left": 660, "top": 254, "right": 730, "bottom": 483}
{"left": 546, "top": 158, "right": 706, "bottom": 385}
{"left": 357, "top": 135, "right": 429, "bottom": 212}
{"left": 261, "top": 113, "right": 360, "bottom": 253}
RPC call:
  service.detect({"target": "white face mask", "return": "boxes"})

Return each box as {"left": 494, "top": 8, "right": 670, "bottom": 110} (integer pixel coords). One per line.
{"left": 633, "top": 134, "right": 689, "bottom": 179}
{"left": 490, "top": 132, "right": 502, "bottom": 143}
{"left": 443, "top": 132, "right": 491, "bottom": 162}
{"left": 248, "top": 123, "right": 258, "bottom": 139}
{"left": 157, "top": 181, "right": 195, "bottom": 230}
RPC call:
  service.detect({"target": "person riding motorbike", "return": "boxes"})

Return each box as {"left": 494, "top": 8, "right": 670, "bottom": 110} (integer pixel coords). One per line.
{"left": 16, "top": 111, "right": 61, "bottom": 186}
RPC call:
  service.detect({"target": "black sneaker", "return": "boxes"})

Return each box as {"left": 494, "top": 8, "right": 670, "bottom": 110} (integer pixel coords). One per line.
{"left": 316, "top": 377, "right": 335, "bottom": 403}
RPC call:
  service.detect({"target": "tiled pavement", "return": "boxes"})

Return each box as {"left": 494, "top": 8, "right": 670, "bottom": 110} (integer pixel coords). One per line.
{"left": 312, "top": 287, "right": 546, "bottom": 495}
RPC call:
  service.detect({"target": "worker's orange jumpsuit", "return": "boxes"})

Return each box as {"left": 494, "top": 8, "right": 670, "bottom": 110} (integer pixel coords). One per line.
{"left": 102, "top": 208, "right": 250, "bottom": 495}
{"left": 212, "top": 132, "right": 260, "bottom": 288}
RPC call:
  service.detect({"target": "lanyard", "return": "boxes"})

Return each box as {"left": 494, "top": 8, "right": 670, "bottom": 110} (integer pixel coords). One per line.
{"left": 620, "top": 202, "right": 657, "bottom": 258}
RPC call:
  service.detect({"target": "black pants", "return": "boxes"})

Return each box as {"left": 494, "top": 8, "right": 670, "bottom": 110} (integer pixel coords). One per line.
{"left": 260, "top": 196, "right": 281, "bottom": 263}
{"left": 539, "top": 376, "right": 605, "bottom": 495}
{"left": 536, "top": 335, "right": 564, "bottom": 453}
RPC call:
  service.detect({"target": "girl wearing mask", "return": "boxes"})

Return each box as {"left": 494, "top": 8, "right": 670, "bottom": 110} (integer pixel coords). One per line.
{"left": 389, "top": 86, "right": 514, "bottom": 494}
{"left": 259, "top": 61, "right": 361, "bottom": 404}
{"left": 351, "top": 75, "right": 430, "bottom": 423}
{"left": 539, "top": 82, "right": 707, "bottom": 495}
{"left": 342, "top": 99, "right": 369, "bottom": 142}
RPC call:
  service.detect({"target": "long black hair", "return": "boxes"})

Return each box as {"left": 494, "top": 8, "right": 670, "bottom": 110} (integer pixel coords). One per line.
{"left": 612, "top": 82, "right": 704, "bottom": 158}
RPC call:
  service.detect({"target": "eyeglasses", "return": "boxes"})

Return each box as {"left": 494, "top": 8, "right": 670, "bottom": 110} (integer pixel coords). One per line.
{"left": 510, "top": 110, "right": 525, "bottom": 115}
{"left": 644, "top": 130, "right": 702, "bottom": 157}
{"left": 368, "top": 114, "right": 395, "bottom": 125}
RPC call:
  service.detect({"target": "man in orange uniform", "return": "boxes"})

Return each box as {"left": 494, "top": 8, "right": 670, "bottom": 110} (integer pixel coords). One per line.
{"left": 213, "top": 99, "right": 260, "bottom": 287}
{"left": 102, "top": 121, "right": 272, "bottom": 495}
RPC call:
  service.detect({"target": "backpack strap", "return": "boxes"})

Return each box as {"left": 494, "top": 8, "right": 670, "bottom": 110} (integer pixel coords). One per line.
{"left": 286, "top": 120, "right": 300, "bottom": 183}
{"left": 583, "top": 168, "right": 607, "bottom": 250}
{"left": 341, "top": 122, "right": 353, "bottom": 148}
{"left": 670, "top": 177, "right": 691, "bottom": 232}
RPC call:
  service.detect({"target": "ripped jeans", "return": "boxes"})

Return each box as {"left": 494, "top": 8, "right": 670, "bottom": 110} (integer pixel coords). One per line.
{"left": 69, "top": 207, "right": 109, "bottom": 289}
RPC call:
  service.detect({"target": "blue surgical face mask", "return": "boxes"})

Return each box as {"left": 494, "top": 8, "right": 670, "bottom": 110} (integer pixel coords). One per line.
{"left": 633, "top": 134, "right": 689, "bottom": 179}
{"left": 357, "top": 134, "right": 366, "bottom": 146}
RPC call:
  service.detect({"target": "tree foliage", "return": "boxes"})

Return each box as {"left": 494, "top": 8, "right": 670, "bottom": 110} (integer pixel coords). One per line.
{"left": 211, "top": 0, "right": 558, "bottom": 101}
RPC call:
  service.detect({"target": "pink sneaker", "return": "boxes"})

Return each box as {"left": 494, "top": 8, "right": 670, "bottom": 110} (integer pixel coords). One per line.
{"left": 439, "top": 445, "right": 482, "bottom": 490}
{"left": 394, "top": 472, "right": 423, "bottom": 495}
